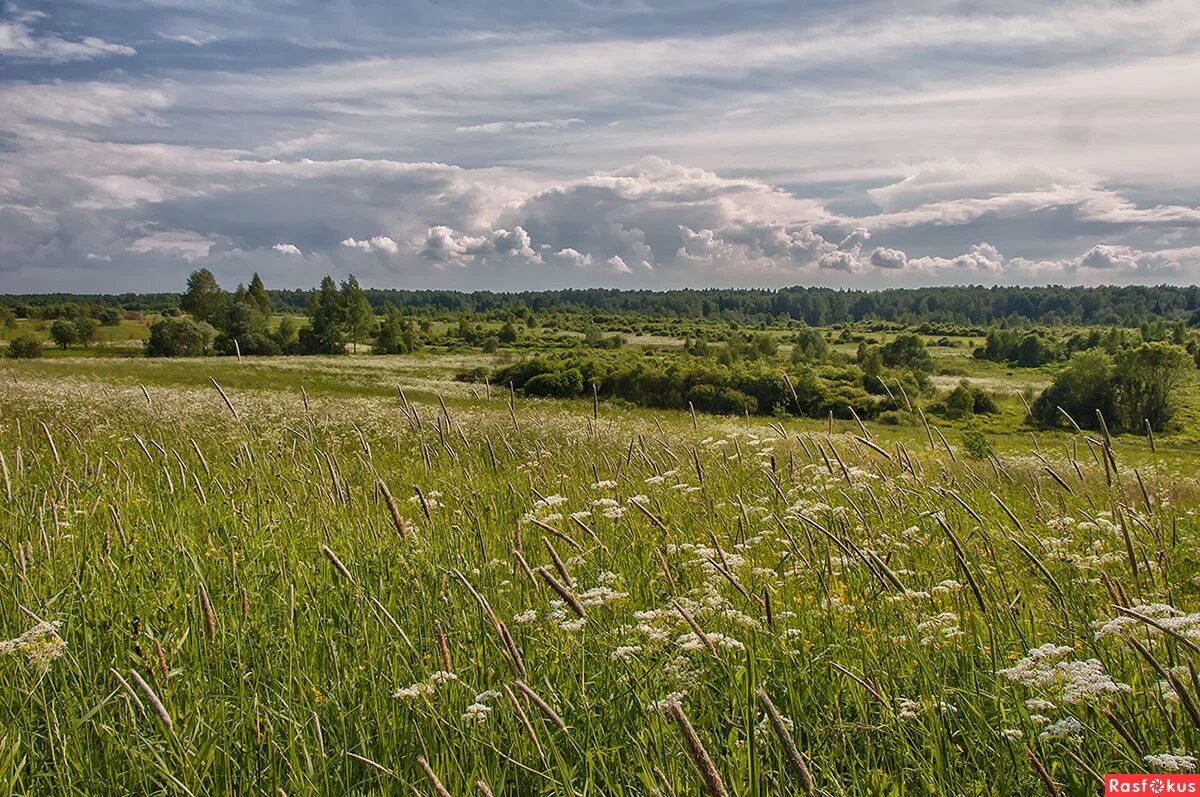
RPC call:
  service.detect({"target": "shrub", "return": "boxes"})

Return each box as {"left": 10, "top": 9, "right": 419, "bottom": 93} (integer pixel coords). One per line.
{"left": 6, "top": 334, "right": 43, "bottom": 359}
{"left": 1031, "top": 349, "right": 1116, "bottom": 430}
{"left": 146, "top": 318, "right": 216, "bottom": 357}
{"left": 524, "top": 368, "right": 584, "bottom": 398}
{"left": 962, "top": 422, "right": 994, "bottom": 460}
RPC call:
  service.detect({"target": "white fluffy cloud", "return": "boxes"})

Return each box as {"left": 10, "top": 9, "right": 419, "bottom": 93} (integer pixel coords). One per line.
{"left": 273, "top": 243, "right": 302, "bottom": 255}
{"left": 417, "top": 225, "right": 540, "bottom": 266}
{"left": 341, "top": 236, "right": 400, "bottom": 254}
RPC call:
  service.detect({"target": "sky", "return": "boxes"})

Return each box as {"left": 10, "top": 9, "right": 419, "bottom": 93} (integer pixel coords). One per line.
{"left": 1, "top": 0, "right": 1199, "bottom": 294}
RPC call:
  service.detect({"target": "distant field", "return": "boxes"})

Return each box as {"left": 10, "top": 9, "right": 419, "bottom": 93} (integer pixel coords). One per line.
{"left": 0, "top": 355, "right": 1197, "bottom": 794}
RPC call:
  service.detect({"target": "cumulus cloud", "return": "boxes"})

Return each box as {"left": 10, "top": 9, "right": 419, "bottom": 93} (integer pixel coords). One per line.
{"left": 273, "top": 243, "right": 302, "bottom": 255}
{"left": 341, "top": 236, "right": 400, "bottom": 254}
{"left": 0, "top": 12, "right": 135, "bottom": 62}
{"left": 869, "top": 247, "right": 907, "bottom": 269}
{"left": 556, "top": 248, "right": 592, "bottom": 267}
{"left": 606, "top": 255, "right": 631, "bottom": 274}
{"left": 417, "top": 225, "right": 540, "bottom": 266}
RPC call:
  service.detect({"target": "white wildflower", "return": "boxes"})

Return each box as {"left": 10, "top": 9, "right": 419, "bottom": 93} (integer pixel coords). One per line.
{"left": 1144, "top": 753, "right": 1197, "bottom": 772}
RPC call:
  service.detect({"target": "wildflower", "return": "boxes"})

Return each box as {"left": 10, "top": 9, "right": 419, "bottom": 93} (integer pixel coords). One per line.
{"left": 1144, "top": 753, "right": 1197, "bottom": 772}
{"left": 1038, "top": 716, "right": 1083, "bottom": 741}
{"left": 1000, "top": 729, "right": 1024, "bottom": 740}
{"left": 590, "top": 480, "right": 617, "bottom": 490}
{"left": 649, "top": 692, "right": 686, "bottom": 713}
{"left": 512, "top": 609, "right": 538, "bottom": 624}
{"left": 611, "top": 645, "right": 642, "bottom": 662}
{"left": 393, "top": 670, "right": 458, "bottom": 700}
{"left": 998, "top": 646, "right": 1129, "bottom": 704}
{"left": 462, "top": 702, "right": 492, "bottom": 723}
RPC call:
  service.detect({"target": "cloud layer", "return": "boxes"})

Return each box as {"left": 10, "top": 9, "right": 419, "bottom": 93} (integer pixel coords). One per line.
{"left": 1, "top": 0, "right": 1198, "bottom": 292}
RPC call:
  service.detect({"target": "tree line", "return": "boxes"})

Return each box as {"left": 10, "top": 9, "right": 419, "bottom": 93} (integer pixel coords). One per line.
{"left": 7, "top": 283, "right": 1200, "bottom": 327}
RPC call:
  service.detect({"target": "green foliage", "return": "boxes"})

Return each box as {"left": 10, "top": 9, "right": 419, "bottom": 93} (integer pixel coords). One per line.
{"left": 180, "top": 268, "right": 226, "bottom": 324}
{"left": 791, "top": 325, "right": 829, "bottom": 363}
{"left": 5, "top": 334, "right": 43, "bottom": 359}
{"left": 938, "top": 380, "right": 999, "bottom": 420}
{"left": 145, "top": 317, "right": 216, "bottom": 357}
{"left": 880, "top": 333, "right": 933, "bottom": 372}
{"left": 1113, "top": 342, "right": 1192, "bottom": 432}
{"left": 523, "top": 368, "right": 584, "bottom": 398}
{"left": 74, "top": 316, "right": 97, "bottom": 345}
{"left": 340, "top": 274, "right": 374, "bottom": 353}
{"left": 1033, "top": 343, "right": 1192, "bottom": 432}
{"left": 49, "top": 320, "right": 78, "bottom": 349}
{"left": 300, "top": 276, "right": 346, "bottom": 354}
{"left": 2, "top": 359, "right": 1198, "bottom": 794}
{"left": 216, "top": 299, "right": 279, "bottom": 356}
{"left": 492, "top": 351, "right": 885, "bottom": 419}
{"left": 373, "top": 311, "right": 419, "bottom": 355}
{"left": 961, "top": 421, "right": 994, "bottom": 460}
{"left": 248, "top": 273, "right": 273, "bottom": 316}
{"left": 1032, "top": 349, "right": 1116, "bottom": 430}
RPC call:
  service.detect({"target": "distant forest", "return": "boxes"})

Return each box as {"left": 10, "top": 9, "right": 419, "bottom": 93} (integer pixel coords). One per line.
{"left": 6, "top": 284, "right": 1200, "bottom": 326}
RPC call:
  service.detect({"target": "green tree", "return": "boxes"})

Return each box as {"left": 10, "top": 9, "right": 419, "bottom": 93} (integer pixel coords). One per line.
{"left": 1113, "top": 342, "right": 1192, "bottom": 431}
{"left": 180, "top": 269, "right": 226, "bottom": 324}
{"left": 273, "top": 316, "right": 298, "bottom": 351}
{"left": 216, "top": 298, "right": 278, "bottom": 355}
{"left": 942, "top": 380, "right": 975, "bottom": 420}
{"left": 340, "top": 275, "right": 374, "bottom": 353}
{"left": 145, "top": 318, "right": 216, "bottom": 357}
{"left": 498, "top": 320, "right": 519, "bottom": 344}
{"left": 74, "top": 317, "right": 98, "bottom": 346}
{"left": 373, "top": 311, "right": 415, "bottom": 355}
{"left": 49, "top": 319, "right": 79, "bottom": 349}
{"left": 1032, "top": 349, "right": 1116, "bottom": 430}
{"left": 791, "top": 326, "right": 828, "bottom": 363}
{"left": 880, "top": 333, "right": 933, "bottom": 372}
{"left": 1015, "top": 333, "right": 1054, "bottom": 367}
{"left": 300, "top": 276, "right": 346, "bottom": 354}
{"left": 248, "top": 273, "right": 273, "bottom": 316}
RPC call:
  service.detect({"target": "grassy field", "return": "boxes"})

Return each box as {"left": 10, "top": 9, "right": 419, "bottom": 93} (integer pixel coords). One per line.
{"left": 1, "top": 355, "right": 1198, "bottom": 795}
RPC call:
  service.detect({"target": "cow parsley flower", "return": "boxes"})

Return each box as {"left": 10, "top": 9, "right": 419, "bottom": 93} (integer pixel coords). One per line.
{"left": 1038, "top": 716, "right": 1083, "bottom": 741}
{"left": 1144, "top": 753, "right": 1197, "bottom": 772}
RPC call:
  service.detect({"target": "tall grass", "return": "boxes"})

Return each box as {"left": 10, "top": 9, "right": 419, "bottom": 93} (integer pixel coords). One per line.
{"left": 0, "top": 366, "right": 1197, "bottom": 794}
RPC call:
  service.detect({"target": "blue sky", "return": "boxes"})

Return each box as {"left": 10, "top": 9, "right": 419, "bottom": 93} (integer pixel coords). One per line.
{"left": 1, "top": 0, "right": 1198, "bottom": 292}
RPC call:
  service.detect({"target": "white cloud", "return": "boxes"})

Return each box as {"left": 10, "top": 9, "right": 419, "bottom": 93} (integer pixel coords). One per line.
{"left": 0, "top": 13, "right": 135, "bottom": 63}
{"left": 869, "top": 247, "right": 907, "bottom": 269}
{"left": 556, "top": 247, "right": 592, "bottom": 267}
{"left": 127, "top": 230, "right": 214, "bottom": 260}
{"left": 606, "top": 255, "right": 631, "bottom": 274}
{"left": 157, "top": 32, "right": 218, "bottom": 47}
{"left": 341, "top": 235, "right": 400, "bottom": 254}
{"left": 456, "top": 118, "right": 583, "bottom": 134}
{"left": 417, "top": 225, "right": 540, "bottom": 266}
{"left": 273, "top": 243, "right": 302, "bottom": 255}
